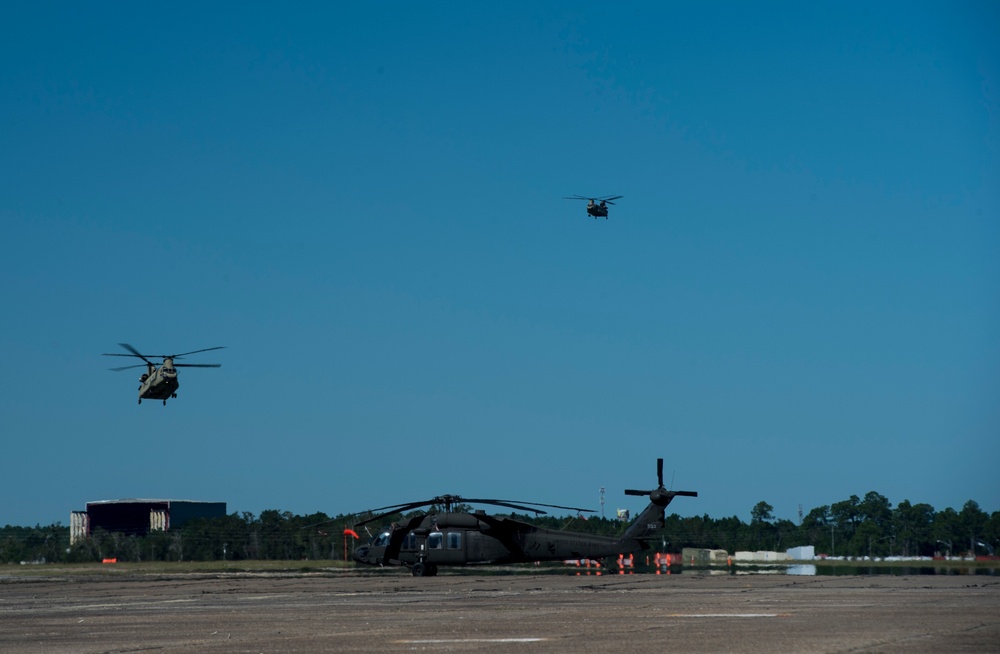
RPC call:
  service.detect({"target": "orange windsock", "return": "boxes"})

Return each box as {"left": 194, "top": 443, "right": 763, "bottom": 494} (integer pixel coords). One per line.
{"left": 343, "top": 529, "right": 359, "bottom": 539}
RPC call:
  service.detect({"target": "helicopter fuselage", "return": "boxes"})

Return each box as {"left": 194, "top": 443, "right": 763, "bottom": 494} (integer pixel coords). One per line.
{"left": 353, "top": 502, "right": 669, "bottom": 576}
{"left": 137, "top": 359, "right": 179, "bottom": 404}
{"left": 586, "top": 202, "right": 609, "bottom": 218}
{"left": 354, "top": 512, "right": 637, "bottom": 574}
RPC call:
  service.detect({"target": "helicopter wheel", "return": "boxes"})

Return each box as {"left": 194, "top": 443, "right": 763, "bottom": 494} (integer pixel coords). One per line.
{"left": 412, "top": 562, "right": 429, "bottom": 577}
{"left": 138, "top": 399, "right": 142, "bottom": 405}
{"left": 427, "top": 564, "right": 439, "bottom": 576}
{"left": 163, "top": 399, "right": 167, "bottom": 406}
{"left": 171, "top": 393, "right": 177, "bottom": 398}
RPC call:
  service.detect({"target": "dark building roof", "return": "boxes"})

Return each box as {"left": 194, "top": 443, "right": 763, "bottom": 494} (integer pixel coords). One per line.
{"left": 84, "top": 499, "right": 226, "bottom": 535}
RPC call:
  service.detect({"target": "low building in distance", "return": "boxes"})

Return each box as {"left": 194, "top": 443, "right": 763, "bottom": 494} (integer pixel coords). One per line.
{"left": 71, "top": 499, "right": 226, "bottom": 544}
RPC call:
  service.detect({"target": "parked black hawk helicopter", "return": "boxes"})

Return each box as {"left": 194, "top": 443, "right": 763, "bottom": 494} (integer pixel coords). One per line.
{"left": 563, "top": 194, "right": 623, "bottom": 219}
{"left": 348, "top": 458, "right": 696, "bottom": 576}
{"left": 103, "top": 343, "right": 224, "bottom": 405}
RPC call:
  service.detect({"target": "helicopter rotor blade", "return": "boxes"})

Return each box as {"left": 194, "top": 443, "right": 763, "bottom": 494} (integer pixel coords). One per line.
{"left": 103, "top": 343, "right": 154, "bottom": 366}
{"left": 171, "top": 346, "right": 226, "bottom": 359}
{"left": 624, "top": 489, "right": 652, "bottom": 497}
{"left": 117, "top": 343, "right": 148, "bottom": 359}
{"left": 363, "top": 499, "right": 437, "bottom": 515}
{"left": 657, "top": 458, "right": 664, "bottom": 488}
{"left": 107, "top": 363, "right": 150, "bottom": 372}
{"left": 564, "top": 194, "right": 622, "bottom": 204}
{"left": 173, "top": 363, "right": 222, "bottom": 368}
{"left": 300, "top": 517, "right": 339, "bottom": 530}
{"left": 461, "top": 499, "right": 549, "bottom": 515}
{"left": 104, "top": 344, "right": 225, "bottom": 364}
{"left": 354, "top": 508, "right": 418, "bottom": 528}
{"left": 352, "top": 493, "right": 596, "bottom": 526}
{"left": 470, "top": 498, "right": 596, "bottom": 514}
{"left": 352, "top": 498, "right": 445, "bottom": 527}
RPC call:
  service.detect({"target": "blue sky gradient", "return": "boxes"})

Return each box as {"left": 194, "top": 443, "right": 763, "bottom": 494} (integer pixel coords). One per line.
{"left": 2, "top": 2, "right": 997, "bottom": 527}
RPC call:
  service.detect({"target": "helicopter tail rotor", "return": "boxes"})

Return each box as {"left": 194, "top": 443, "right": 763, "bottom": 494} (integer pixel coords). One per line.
{"left": 624, "top": 458, "right": 697, "bottom": 506}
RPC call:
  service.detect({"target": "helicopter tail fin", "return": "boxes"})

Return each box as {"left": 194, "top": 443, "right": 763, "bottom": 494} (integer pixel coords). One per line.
{"left": 618, "top": 458, "right": 697, "bottom": 546}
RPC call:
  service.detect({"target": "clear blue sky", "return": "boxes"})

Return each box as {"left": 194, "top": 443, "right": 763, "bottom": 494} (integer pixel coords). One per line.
{"left": 2, "top": 2, "right": 997, "bottom": 528}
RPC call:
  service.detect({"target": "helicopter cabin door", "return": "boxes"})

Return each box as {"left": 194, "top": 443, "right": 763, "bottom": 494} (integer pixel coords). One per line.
{"left": 424, "top": 529, "right": 464, "bottom": 565}
{"left": 425, "top": 513, "right": 479, "bottom": 565}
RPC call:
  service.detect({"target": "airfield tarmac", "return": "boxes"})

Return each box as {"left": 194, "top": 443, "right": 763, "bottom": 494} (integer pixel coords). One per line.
{"left": 1, "top": 569, "right": 998, "bottom": 653}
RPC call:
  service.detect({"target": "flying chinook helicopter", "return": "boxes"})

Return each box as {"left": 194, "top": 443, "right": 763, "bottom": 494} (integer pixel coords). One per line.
{"left": 348, "top": 458, "right": 696, "bottom": 576}
{"left": 563, "top": 194, "right": 623, "bottom": 219}
{"left": 103, "top": 343, "right": 224, "bottom": 405}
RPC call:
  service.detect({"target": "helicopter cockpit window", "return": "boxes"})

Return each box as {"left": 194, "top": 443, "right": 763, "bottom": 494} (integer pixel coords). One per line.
{"left": 427, "top": 532, "right": 443, "bottom": 550}
{"left": 373, "top": 532, "right": 391, "bottom": 547}
{"left": 447, "top": 532, "right": 461, "bottom": 549}
{"left": 402, "top": 533, "right": 417, "bottom": 550}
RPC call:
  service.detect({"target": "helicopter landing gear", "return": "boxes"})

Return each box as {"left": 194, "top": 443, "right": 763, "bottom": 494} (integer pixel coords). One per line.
{"left": 171, "top": 393, "right": 177, "bottom": 398}
{"left": 163, "top": 399, "right": 167, "bottom": 406}
{"left": 138, "top": 398, "right": 142, "bottom": 405}
{"left": 411, "top": 562, "right": 438, "bottom": 577}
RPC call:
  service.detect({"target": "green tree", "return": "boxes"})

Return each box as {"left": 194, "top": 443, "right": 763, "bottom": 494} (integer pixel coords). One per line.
{"left": 831, "top": 494, "right": 861, "bottom": 552}
{"left": 801, "top": 505, "right": 832, "bottom": 554}
{"left": 892, "top": 500, "right": 934, "bottom": 557}
{"left": 751, "top": 501, "right": 774, "bottom": 524}
{"left": 959, "top": 500, "right": 989, "bottom": 555}
{"left": 750, "top": 501, "right": 775, "bottom": 550}
{"left": 859, "top": 491, "right": 892, "bottom": 530}
{"left": 982, "top": 511, "right": 1000, "bottom": 555}
{"left": 932, "top": 507, "right": 962, "bottom": 556}
{"left": 773, "top": 518, "right": 800, "bottom": 550}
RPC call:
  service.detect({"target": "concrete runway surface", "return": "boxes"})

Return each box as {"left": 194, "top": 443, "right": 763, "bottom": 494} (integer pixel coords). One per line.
{"left": 1, "top": 569, "right": 997, "bottom": 653}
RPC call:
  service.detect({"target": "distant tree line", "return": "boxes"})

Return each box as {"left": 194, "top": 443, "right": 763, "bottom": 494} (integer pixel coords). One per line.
{"left": 3, "top": 493, "right": 998, "bottom": 564}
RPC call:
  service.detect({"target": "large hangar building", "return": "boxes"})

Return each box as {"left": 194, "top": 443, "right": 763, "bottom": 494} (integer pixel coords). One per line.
{"left": 71, "top": 499, "right": 226, "bottom": 544}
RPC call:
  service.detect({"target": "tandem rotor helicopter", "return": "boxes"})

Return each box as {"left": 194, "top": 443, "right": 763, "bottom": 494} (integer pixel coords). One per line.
{"left": 563, "top": 194, "right": 623, "bottom": 219}
{"left": 339, "top": 458, "right": 696, "bottom": 576}
{"left": 103, "top": 343, "right": 224, "bottom": 405}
